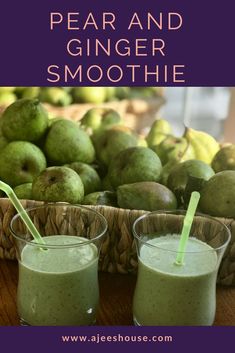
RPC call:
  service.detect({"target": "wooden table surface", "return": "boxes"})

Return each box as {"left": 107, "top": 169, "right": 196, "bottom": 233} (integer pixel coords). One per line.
{"left": 0, "top": 259, "right": 235, "bottom": 326}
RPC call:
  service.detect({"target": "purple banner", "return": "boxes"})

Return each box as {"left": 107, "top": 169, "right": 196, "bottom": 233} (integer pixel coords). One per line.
{"left": 0, "top": 0, "right": 234, "bottom": 86}
{"left": 0, "top": 326, "right": 235, "bottom": 353}
{"left": 0, "top": 1, "right": 235, "bottom": 351}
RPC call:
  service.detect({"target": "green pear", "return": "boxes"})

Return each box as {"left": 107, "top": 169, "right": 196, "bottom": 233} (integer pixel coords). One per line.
{"left": 108, "top": 146, "right": 162, "bottom": 188}
{"left": 92, "top": 126, "right": 139, "bottom": 166}
{"left": 13, "top": 183, "right": 33, "bottom": 200}
{"left": 72, "top": 87, "right": 107, "bottom": 104}
{"left": 0, "top": 119, "right": 9, "bottom": 150}
{"left": 102, "top": 174, "right": 114, "bottom": 191}
{"left": 0, "top": 87, "right": 15, "bottom": 93}
{"left": 62, "top": 87, "right": 73, "bottom": 93}
{"left": 91, "top": 160, "right": 108, "bottom": 179}
{"left": 0, "top": 133, "right": 8, "bottom": 150}
{"left": 117, "top": 182, "right": 177, "bottom": 211}
{"left": 153, "top": 136, "right": 195, "bottom": 165}
{"left": 184, "top": 175, "right": 208, "bottom": 208}
{"left": 0, "top": 93, "right": 16, "bottom": 105}
{"left": 1, "top": 98, "right": 49, "bottom": 142}
{"left": 40, "top": 87, "right": 72, "bottom": 106}
{"left": 66, "top": 162, "right": 101, "bottom": 195}
{"left": 21, "top": 87, "right": 40, "bottom": 99}
{"left": 200, "top": 171, "right": 235, "bottom": 217}
{"left": 128, "top": 87, "right": 157, "bottom": 99}
{"left": 167, "top": 159, "right": 215, "bottom": 204}
{"left": 160, "top": 158, "right": 181, "bottom": 186}
{"left": 80, "top": 108, "right": 121, "bottom": 132}
{"left": 105, "top": 87, "right": 116, "bottom": 101}
{"left": 115, "top": 87, "right": 130, "bottom": 100}
{"left": 80, "top": 109, "right": 102, "bottom": 132}
{"left": 82, "top": 191, "right": 117, "bottom": 207}
{"left": 212, "top": 145, "right": 235, "bottom": 172}
{"left": 44, "top": 119, "right": 95, "bottom": 165}
{"left": 48, "top": 117, "right": 65, "bottom": 127}
{"left": 14, "top": 87, "right": 25, "bottom": 96}
{"left": 146, "top": 119, "right": 172, "bottom": 147}
{"left": 0, "top": 141, "right": 46, "bottom": 187}
{"left": 32, "top": 166, "right": 84, "bottom": 203}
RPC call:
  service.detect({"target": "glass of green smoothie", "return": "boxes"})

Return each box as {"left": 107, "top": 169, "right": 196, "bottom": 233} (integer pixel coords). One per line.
{"left": 132, "top": 211, "right": 231, "bottom": 326}
{"left": 10, "top": 203, "right": 107, "bottom": 326}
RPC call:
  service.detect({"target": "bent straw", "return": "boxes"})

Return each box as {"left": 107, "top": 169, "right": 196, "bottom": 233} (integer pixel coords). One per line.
{"left": 175, "top": 191, "right": 200, "bottom": 266}
{"left": 0, "top": 181, "right": 44, "bottom": 245}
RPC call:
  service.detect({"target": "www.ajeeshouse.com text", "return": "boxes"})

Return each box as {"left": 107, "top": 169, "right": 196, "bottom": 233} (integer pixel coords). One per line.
{"left": 61, "top": 333, "right": 173, "bottom": 344}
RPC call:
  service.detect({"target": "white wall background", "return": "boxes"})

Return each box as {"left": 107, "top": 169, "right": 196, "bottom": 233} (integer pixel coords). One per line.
{"left": 159, "top": 87, "right": 230, "bottom": 139}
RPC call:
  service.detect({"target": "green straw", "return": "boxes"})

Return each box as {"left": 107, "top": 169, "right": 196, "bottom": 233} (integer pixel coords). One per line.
{"left": 175, "top": 191, "right": 200, "bottom": 266}
{"left": 0, "top": 181, "right": 44, "bottom": 245}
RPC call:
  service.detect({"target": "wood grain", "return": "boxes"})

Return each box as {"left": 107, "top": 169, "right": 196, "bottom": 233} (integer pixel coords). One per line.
{"left": 0, "top": 260, "right": 234, "bottom": 326}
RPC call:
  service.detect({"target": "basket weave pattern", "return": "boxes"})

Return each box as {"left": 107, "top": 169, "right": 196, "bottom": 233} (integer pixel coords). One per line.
{"left": 44, "top": 95, "right": 165, "bottom": 131}
{"left": 0, "top": 199, "right": 234, "bottom": 286}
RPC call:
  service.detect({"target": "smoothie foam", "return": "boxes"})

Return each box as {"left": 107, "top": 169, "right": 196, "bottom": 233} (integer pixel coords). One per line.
{"left": 133, "top": 235, "right": 218, "bottom": 326}
{"left": 18, "top": 235, "right": 98, "bottom": 326}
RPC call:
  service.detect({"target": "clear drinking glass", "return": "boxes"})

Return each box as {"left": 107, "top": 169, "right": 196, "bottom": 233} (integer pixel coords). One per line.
{"left": 132, "top": 211, "right": 231, "bottom": 326}
{"left": 10, "top": 203, "right": 107, "bottom": 326}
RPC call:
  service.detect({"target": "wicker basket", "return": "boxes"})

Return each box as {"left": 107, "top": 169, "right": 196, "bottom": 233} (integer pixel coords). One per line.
{"left": 0, "top": 199, "right": 234, "bottom": 286}
{"left": 45, "top": 96, "right": 164, "bottom": 132}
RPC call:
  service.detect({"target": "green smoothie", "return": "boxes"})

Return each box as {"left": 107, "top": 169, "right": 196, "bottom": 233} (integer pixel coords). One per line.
{"left": 17, "top": 235, "right": 98, "bottom": 326}
{"left": 133, "top": 235, "right": 218, "bottom": 326}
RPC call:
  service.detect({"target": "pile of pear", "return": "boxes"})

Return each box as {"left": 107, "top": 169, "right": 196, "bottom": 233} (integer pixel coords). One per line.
{"left": 0, "top": 97, "right": 235, "bottom": 219}
{"left": 0, "top": 87, "right": 161, "bottom": 107}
